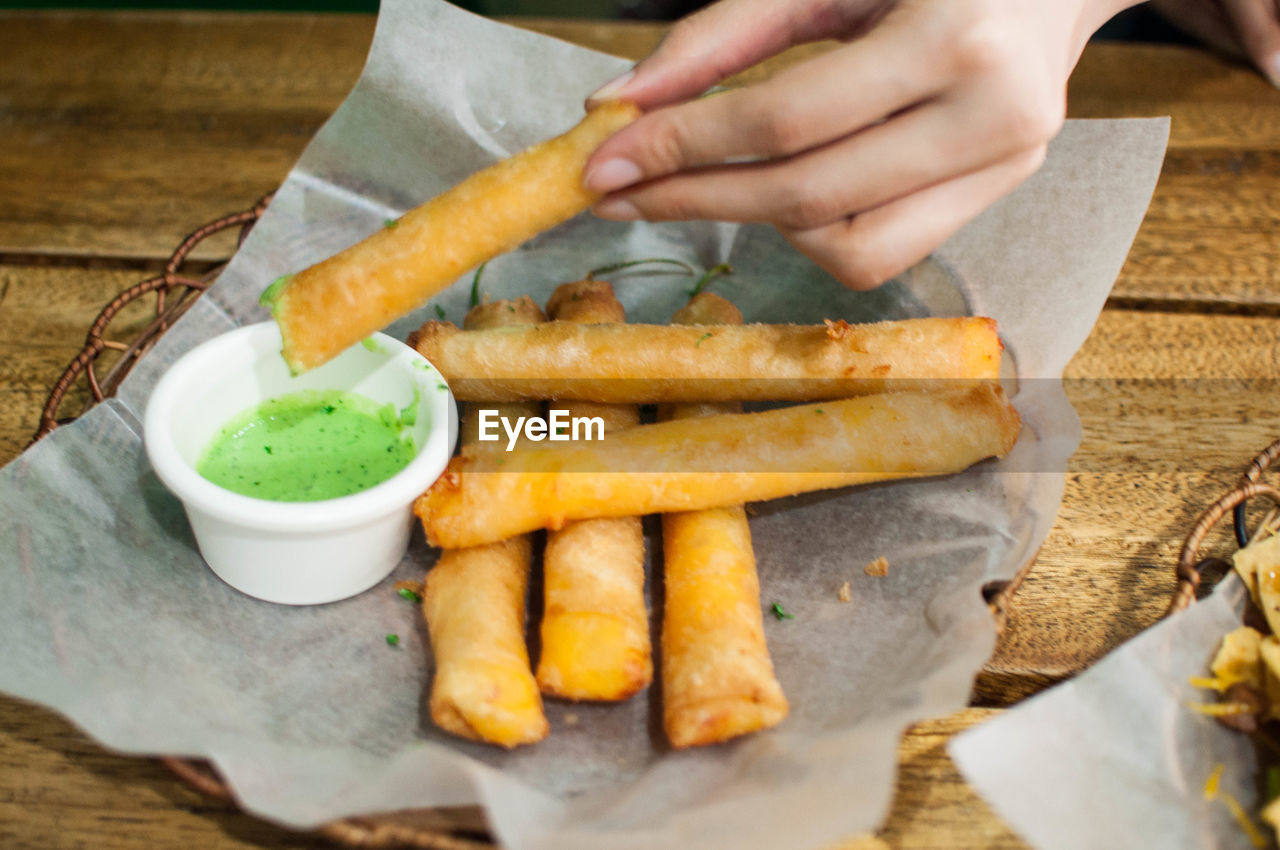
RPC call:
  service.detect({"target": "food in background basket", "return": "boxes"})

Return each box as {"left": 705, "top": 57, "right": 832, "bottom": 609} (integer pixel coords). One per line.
{"left": 1193, "top": 532, "right": 1280, "bottom": 845}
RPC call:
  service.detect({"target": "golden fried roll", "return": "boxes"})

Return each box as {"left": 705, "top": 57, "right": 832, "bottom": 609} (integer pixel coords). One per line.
{"left": 660, "top": 293, "right": 788, "bottom": 747}
{"left": 536, "top": 280, "right": 650, "bottom": 701}
{"left": 416, "top": 382, "right": 1021, "bottom": 549}
{"left": 262, "top": 101, "right": 641, "bottom": 374}
{"left": 409, "top": 316, "right": 1002, "bottom": 402}
{"left": 421, "top": 297, "right": 549, "bottom": 748}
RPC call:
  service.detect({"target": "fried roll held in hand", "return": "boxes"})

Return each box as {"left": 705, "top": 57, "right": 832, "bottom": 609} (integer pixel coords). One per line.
{"left": 421, "top": 296, "right": 549, "bottom": 748}
{"left": 410, "top": 316, "right": 1001, "bottom": 402}
{"left": 416, "top": 382, "right": 1021, "bottom": 549}
{"left": 536, "top": 280, "right": 652, "bottom": 701}
{"left": 263, "top": 102, "right": 640, "bottom": 373}
{"left": 661, "top": 292, "right": 788, "bottom": 747}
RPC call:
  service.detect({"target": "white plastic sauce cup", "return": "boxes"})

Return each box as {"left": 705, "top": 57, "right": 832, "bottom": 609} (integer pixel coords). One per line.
{"left": 144, "top": 322, "right": 458, "bottom": 605}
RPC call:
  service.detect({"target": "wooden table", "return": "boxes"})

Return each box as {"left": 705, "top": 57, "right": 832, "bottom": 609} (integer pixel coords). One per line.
{"left": 1, "top": 11, "right": 1277, "bottom": 849}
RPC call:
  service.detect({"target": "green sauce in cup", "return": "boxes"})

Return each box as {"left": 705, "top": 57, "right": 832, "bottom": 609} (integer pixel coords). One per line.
{"left": 197, "top": 389, "right": 418, "bottom": 502}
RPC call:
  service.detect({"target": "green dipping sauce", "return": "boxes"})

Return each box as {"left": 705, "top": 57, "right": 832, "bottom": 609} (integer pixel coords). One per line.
{"left": 197, "top": 389, "right": 418, "bottom": 502}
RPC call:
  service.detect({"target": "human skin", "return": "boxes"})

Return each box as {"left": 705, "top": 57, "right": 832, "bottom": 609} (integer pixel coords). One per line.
{"left": 582, "top": 0, "right": 1146, "bottom": 290}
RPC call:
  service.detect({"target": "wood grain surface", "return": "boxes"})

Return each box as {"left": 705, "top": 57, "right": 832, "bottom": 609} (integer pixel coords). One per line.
{"left": 2, "top": 10, "right": 1278, "bottom": 850}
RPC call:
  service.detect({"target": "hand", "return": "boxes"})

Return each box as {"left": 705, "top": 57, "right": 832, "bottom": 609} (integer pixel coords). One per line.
{"left": 583, "top": 0, "right": 1136, "bottom": 289}
{"left": 1150, "top": 0, "right": 1280, "bottom": 86}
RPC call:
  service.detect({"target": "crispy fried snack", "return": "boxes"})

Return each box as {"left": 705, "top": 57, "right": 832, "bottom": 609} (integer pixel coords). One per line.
{"left": 536, "top": 280, "right": 651, "bottom": 701}
{"left": 661, "top": 293, "right": 788, "bottom": 747}
{"left": 415, "top": 382, "right": 1021, "bottom": 549}
{"left": 262, "top": 101, "right": 641, "bottom": 374}
{"left": 409, "top": 316, "right": 1001, "bottom": 402}
{"left": 421, "top": 296, "right": 549, "bottom": 747}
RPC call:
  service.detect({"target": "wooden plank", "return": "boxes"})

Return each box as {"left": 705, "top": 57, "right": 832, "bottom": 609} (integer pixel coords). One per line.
{"left": 978, "top": 308, "right": 1280, "bottom": 702}
{"left": 1069, "top": 43, "right": 1280, "bottom": 150}
{"left": 0, "top": 11, "right": 371, "bottom": 261}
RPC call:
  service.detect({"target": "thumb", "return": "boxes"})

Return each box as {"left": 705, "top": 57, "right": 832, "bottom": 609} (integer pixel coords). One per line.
{"left": 586, "top": 0, "right": 852, "bottom": 110}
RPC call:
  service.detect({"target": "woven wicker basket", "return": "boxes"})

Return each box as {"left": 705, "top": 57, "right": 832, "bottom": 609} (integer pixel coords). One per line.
{"left": 33, "top": 198, "right": 1037, "bottom": 849}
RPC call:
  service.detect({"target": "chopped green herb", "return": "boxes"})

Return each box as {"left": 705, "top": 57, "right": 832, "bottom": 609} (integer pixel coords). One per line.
{"left": 437, "top": 382, "right": 447, "bottom": 391}
{"left": 361, "top": 337, "right": 379, "bottom": 352}
{"left": 385, "top": 633, "right": 400, "bottom": 646}
{"left": 384, "top": 218, "right": 398, "bottom": 229}
{"left": 556, "top": 427, "right": 567, "bottom": 435}
{"left": 495, "top": 457, "right": 505, "bottom": 466}
{"left": 470, "top": 263, "right": 486, "bottom": 308}
{"left": 695, "top": 332, "right": 713, "bottom": 347}
{"left": 433, "top": 304, "right": 446, "bottom": 320}
{"left": 263, "top": 446, "right": 273, "bottom": 455}
{"left": 688, "top": 263, "right": 733, "bottom": 297}
{"left": 770, "top": 602, "right": 795, "bottom": 621}
{"left": 815, "top": 409, "right": 824, "bottom": 415}
{"left": 507, "top": 304, "right": 515, "bottom": 312}
{"left": 1268, "top": 766, "right": 1280, "bottom": 801}
{"left": 323, "top": 404, "right": 336, "bottom": 414}
{"left": 397, "top": 587, "right": 422, "bottom": 603}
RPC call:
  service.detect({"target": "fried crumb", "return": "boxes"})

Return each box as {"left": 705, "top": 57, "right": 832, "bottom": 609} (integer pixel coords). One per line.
{"left": 563, "top": 713, "right": 579, "bottom": 726}
{"left": 744, "top": 503, "right": 758, "bottom": 517}
{"left": 837, "top": 581, "right": 852, "bottom": 603}
{"left": 394, "top": 578, "right": 425, "bottom": 597}
{"left": 823, "top": 318, "right": 851, "bottom": 340}
{"left": 864, "top": 556, "right": 889, "bottom": 577}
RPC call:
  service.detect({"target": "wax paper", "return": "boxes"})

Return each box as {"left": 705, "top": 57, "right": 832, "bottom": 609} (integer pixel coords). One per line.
{"left": 951, "top": 576, "right": 1260, "bottom": 850}
{"left": 0, "top": 1, "right": 1169, "bottom": 848}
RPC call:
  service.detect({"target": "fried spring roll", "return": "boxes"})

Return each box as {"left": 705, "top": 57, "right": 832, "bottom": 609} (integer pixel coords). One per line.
{"left": 421, "top": 296, "right": 549, "bottom": 747}
{"left": 661, "top": 293, "right": 788, "bottom": 747}
{"left": 415, "top": 382, "right": 1021, "bottom": 549}
{"left": 536, "top": 280, "right": 651, "bottom": 701}
{"left": 409, "top": 316, "right": 1001, "bottom": 402}
{"left": 262, "top": 101, "right": 641, "bottom": 374}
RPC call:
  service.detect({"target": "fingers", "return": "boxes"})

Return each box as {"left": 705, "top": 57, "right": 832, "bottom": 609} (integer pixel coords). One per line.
{"left": 586, "top": 13, "right": 948, "bottom": 194}
{"left": 592, "top": 82, "right": 1060, "bottom": 231}
{"left": 586, "top": 0, "right": 875, "bottom": 110}
{"left": 779, "top": 145, "right": 1048, "bottom": 290}
{"left": 1221, "top": 0, "right": 1280, "bottom": 85}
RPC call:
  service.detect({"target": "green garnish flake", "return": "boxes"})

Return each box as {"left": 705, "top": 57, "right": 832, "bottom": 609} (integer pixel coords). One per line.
{"left": 437, "top": 382, "right": 447, "bottom": 391}
{"left": 384, "top": 218, "right": 398, "bottom": 229}
{"left": 322, "top": 404, "right": 336, "bottom": 414}
{"left": 771, "top": 602, "right": 795, "bottom": 621}
{"left": 259, "top": 273, "right": 293, "bottom": 309}
{"left": 264, "top": 445, "right": 273, "bottom": 455}
{"left": 433, "top": 304, "right": 446, "bottom": 320}
{"left": 689, "top": 263, "right": 733, "bottom": 297}
{"left": 695, "top": 332, "right": 713, "bottom": 347}
{"left": 815, "top": 409, "right": 824, "bottom": 415}
{"left": 361, "top": 337, "right": 380, "bottom": 352}
{"left": 1268, "top": 766, "right": 1280, "bottom": 801}
{"left": 385, "top": 633, "right": 400, "bottom": 646}
{"left": 470, "top": 263, "right": 486, "bottom": 308}
{"left": 397, "top": 587, "right": 422, "bottom": 603}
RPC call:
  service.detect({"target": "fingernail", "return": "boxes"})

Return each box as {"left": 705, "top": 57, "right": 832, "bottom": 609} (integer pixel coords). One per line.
{"left": 587, "top": 69, "right": 635, "bottom": 106}
{"left": 583, "top": 158, "right": 644, "bottom": 194}
{"left": 592, "top": 198, "right": 641, "bottom": 221}
{"left": 1268, "top": 53, "right": 1280, "bottom": 89}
